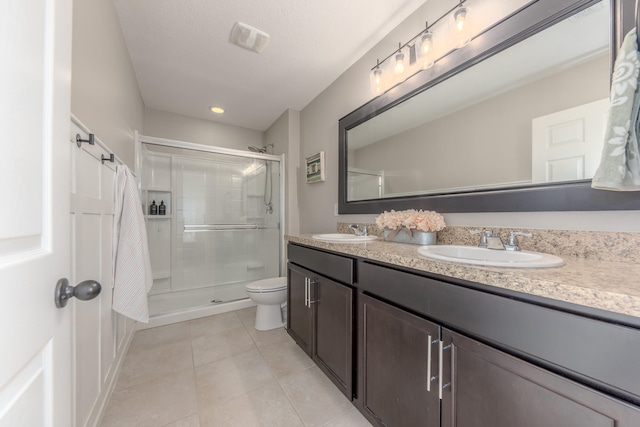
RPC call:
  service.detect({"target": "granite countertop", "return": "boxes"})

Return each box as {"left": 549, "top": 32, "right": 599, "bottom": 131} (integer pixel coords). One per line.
{"left": 286, "top": 234, "right": 640, "bottom": 319}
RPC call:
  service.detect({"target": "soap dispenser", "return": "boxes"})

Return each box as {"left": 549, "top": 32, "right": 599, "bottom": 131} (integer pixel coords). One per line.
{"left": 159, "top": 200, "right": 166, "bottom": 215}
{"left": 149, "top": 200, "right": 158, "bottom": 215}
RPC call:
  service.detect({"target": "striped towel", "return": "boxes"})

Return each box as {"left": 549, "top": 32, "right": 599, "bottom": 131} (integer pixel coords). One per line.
{"left": 112, "top": 165, "right": 153, "bottom": 323}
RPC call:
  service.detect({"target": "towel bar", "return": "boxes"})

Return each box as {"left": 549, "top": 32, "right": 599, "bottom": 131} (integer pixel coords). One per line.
{"left": 184, "top": 224, "right": 259, "bottom": 232}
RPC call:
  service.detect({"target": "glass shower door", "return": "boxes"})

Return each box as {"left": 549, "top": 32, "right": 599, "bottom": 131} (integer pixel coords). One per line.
{"left": 171, "top": 151, "right": 281, "bottom": 304}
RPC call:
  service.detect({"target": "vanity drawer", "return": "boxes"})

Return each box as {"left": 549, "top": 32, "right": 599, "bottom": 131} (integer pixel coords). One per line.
{"left": 288, "top": 243, "right": 354, "bottom": 285}
{"left": 359, "top": 260, "right": 640, "bottom": 405}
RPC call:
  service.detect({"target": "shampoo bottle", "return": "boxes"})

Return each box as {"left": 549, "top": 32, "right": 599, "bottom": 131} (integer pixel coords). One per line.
{"left": 149, "top": 200, "right": 158, "bottom": 215}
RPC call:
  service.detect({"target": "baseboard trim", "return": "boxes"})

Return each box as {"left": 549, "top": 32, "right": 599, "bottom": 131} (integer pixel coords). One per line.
{"left": 87, "top": 319, "right": 136, "bottom": 427}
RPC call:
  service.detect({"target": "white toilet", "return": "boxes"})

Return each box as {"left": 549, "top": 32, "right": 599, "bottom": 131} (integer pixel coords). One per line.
{"left": 245, "top": 277, "right": 287, "bottom": 330}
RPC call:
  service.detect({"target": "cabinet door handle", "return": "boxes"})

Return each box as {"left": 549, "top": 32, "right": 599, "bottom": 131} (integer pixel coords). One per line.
{"left": 427, "top": 336, "right": 440, "bottom": 392}
{"left": 304, "top": 277, "right": 309, "bottom": 307}
{"left": 427, "top": 335, "right": 433, "bottom": 392}
{"left": 438, "top": 340, "right": 443, "bottom": 399}
{"left": 308, "top": 279, "right": 318, "bottom": 304}
{"left": 439, "top": 342, "right": 452, "bottom": 400}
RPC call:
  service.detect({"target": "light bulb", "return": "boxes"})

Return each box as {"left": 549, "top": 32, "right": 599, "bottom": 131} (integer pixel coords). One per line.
{"left": 454, "top": 5, "right": 470, "bottom": 47}
{"left": 419, "top": 32, "right": 434, "bottom": 70}
{"left": 370, "top": 67, "right": 383, "bottom": 95}
{"left": 394, "top": 51, "right": 405, "bottom": 75}
{"left": 420, "top": 32, "right": 432, "bottom": 55}
{"left": 455, "top": 8, "right": 465, "bottom": 31}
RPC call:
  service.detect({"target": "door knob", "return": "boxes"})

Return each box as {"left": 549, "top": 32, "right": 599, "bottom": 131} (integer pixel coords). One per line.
{"left": 54, "top": 278, "right": 101, "bottom": 308}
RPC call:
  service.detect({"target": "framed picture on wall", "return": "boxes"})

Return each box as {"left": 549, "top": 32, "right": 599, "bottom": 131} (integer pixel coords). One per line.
{"left": 305, "top": 151, "right": 325, "bottom": 184}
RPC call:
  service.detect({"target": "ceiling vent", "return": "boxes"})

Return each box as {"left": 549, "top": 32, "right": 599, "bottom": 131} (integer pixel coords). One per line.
{"left": 229, "top": 22, "right": 270, "bottom": 53}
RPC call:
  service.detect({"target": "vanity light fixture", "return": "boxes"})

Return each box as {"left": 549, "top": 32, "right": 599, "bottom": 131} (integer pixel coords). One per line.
{"left": 369, "top": 0, "right": 471, "bottom": 95}
{"left": 210, "top": 107, "right": 225, "bottom": 114}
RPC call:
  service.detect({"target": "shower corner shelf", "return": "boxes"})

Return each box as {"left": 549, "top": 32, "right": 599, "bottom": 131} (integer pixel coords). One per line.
{"left": 146, "top": 215, "right": 173, "bottom": 219}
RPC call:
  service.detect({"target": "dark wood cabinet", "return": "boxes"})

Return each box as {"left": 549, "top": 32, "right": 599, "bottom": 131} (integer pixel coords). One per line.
{"left": 359, "top": 293, "right": 440, "bottom": 427}
{"left": 358, "top": 293, "right": 640, "bottom": 427}
{"left": 287, "top": 244, "right": 355, "bottom": 399}
{"left": 441, "top": 328, "right": 640, "bottom": 427}
{"left": 287, "top": 264, "right": 313, "bottom": 355}
{"left": 288, "top": 243, "right": 640, "bottom": 427}
{"left": 314, "top": 273, "right": 353, "bottom": 397}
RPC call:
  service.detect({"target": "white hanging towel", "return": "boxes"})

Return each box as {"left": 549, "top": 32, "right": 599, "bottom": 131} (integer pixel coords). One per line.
{"left": 592, "top": 28, "right": 640, "bottom": 190}
{"left": 112, "top": 165, "right": 153, "bottom": 323}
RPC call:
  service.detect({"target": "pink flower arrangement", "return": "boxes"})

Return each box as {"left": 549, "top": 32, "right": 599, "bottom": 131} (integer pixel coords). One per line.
{"left": 376, "top": 209, "right": 446, "bottom": 233}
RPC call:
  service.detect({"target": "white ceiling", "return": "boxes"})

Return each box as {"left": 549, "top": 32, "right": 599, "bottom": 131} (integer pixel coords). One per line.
{"left": 113, "top": 0, "right": 428, "bottom": 131}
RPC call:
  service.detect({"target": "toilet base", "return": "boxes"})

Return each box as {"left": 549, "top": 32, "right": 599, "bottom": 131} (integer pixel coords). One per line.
{"left": 255, "top": 304, "right": 285, "bottom": 331}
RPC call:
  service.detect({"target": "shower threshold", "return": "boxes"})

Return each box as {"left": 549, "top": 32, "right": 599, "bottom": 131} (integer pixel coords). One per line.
{"left": 211, "top": 297, "right": 248, "bottom": 304}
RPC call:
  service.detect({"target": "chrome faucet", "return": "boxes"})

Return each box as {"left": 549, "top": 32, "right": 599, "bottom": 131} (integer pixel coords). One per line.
{"left": 471, "top": 229, "right": 532, "bottom": 251}
{"left": 470, "top": 230, "right": 533, "bottom": 251}
{"left": 504, "top": 231, "right": 532, "bottom": 251}
{"left": 485, "top": 230, "right": 506, "bottom": 250}
{"left": 348, "top": 224, "right": 369, "bottom": 236}
{"left": 471, "top": 229, "right": 503, "bottom": 249}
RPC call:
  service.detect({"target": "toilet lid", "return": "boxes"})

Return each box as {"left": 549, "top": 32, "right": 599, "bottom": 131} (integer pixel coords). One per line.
{"left": 246, "top": 277, "right": 287, "bottom": 293}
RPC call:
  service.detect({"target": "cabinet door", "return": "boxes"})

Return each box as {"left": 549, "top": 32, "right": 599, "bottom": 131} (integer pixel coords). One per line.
{"left": 441, "top": 328, "right": 640, "bottom": 427}
{"left": 287, "top": 264, "right": 313, "bottom": 355}
{"left": 314, "top": 276, "right": 353, "bottom": 399}
{"left": 360, "top": 293, "right": 440, "bottom": 427}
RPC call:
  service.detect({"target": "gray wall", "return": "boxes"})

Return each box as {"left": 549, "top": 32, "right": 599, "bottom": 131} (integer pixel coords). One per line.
{"left": 71, "top": 0, "right": 144, "bottom": 168}
{"left": 144, "top": 108, "right": 263, "bottom": 150}
{"left": 298, "top": 3, "right": 640, "bottom": 233}
{"left": 265, "top": 109, "right": 301, "bottom": 235}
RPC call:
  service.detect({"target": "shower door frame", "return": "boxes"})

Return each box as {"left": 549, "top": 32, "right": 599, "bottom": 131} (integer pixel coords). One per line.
{"left": 135, "top": 132, "right": 286, "bottom": 293}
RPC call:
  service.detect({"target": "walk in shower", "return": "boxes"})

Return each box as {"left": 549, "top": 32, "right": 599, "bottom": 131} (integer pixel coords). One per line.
{"left": 137, "top": 135, "right": 284, "bottom": 326}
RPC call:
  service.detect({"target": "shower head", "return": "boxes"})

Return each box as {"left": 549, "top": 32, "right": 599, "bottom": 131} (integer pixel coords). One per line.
{"left": 248, "top": 144, "right": 274, "bottom": 154}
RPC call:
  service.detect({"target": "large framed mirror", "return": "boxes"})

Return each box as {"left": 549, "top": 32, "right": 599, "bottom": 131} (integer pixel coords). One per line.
{"left": 339, "top": 0, "right": 640, "bottom": 214}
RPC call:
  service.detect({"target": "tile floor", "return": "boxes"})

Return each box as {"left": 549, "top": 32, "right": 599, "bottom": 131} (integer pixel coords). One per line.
{"left": 101, "top": 307, "right": 373, "bottom": 427}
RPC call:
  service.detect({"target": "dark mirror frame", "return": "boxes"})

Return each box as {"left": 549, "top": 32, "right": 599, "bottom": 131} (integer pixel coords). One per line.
{"left": 339, "top": 0, "right": 640, "bottom": 214}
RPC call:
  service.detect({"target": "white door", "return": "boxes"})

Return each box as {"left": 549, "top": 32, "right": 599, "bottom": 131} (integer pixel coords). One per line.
{"left": 531, "top": 98, "right": 609, "bottom": 183}
{"left": 0, "top": 1, "right": 73, "bottom": 426}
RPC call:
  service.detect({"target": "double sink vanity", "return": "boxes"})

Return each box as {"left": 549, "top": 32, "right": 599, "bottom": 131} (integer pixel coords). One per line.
{"left": 285, "top": 227, "right": 640, "bottom": 426}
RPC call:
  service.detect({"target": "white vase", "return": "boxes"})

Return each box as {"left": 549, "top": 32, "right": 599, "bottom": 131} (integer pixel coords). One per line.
{"left": 383, "top": 229, "right": 436, "bottom": 245}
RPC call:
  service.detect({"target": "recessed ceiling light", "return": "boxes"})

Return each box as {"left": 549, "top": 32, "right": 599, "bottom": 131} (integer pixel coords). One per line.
{"left": 210, "top": 107, "right": 225, "bottom": 114}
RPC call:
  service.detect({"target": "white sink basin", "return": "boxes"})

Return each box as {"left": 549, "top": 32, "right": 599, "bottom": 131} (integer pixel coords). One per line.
{"left": 417, "top": 245, "right": 564, "bottom": 268}
{"left": 312, "top": 233, "right": 378, "bottom": 243}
